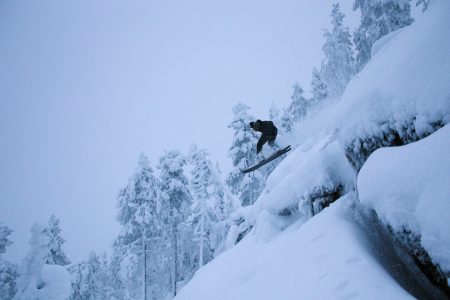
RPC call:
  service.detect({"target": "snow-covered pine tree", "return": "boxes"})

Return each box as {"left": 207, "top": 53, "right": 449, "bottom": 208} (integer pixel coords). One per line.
{"left": 98, "top": 253, "right": 112, "bottom": 298}
{"left": 0, "top": 224, "right": 13, "bottom": 256}
{"left": 208, "top": 162, "right": 239, "bottom": 255}
{"left": 68, "top": 252, "right": 109, "bottom": 300}
{"left": 0, "top": 223, "right": 18, "bottom": 300}
{"left": 353, "top": 0, "right": 413, "bottom": 70}
{"left": 416, "top": 0, "right": 429, "bottom": 11}
{"left": 13, "top": 223, "right": 50, "bottom": 299}
{"left": 188, "top": 145, "right": 237, "bottom": 267}
{"left": 44, "top": 214, "right": 71, "bottom": 266}
{"left": 310, "top": 67, "right": 328, "bottom": 107}
{"left": 107, "top": 243, "right": 127, "bottom": 300}
{"left": 188, "top": 146, "right": 216, "bottom": 268}
{"left": 114, "top": 153, "right": 162, "bottom": 300}
{"left": 321, "top": 3, "right": 355, "bottom": 98}
{"left": 226, "top": 103, "right": 265, "bottom": 206}
{"left": 280, "top": 109, "right": 293, "bottom": 134}
{"left": 158, "top": 150, "right": 192, "bottom": 297}
{"left": 269, "top": 102, "right": 281, "bottom": 127}
{"left": 281, "top": 82, "right": 308, "bottom": 132}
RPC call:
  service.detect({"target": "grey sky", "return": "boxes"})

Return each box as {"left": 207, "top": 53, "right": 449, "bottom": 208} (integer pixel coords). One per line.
{"left": 0, "top": 0, "right": 359, "bottom": 263}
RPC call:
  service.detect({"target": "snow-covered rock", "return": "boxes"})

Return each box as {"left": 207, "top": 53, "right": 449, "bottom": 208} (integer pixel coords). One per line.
{"left": 14, "top": 264, "right": 71, "bottom": 300}
{"left": 334, "top": 0, "right": 450, "bottom": 169}
{"left": 37, "top": 265, "right": 71, "bottom": 300}
{"left": 359, "top": 124, "right": 450, "bottom": 292}
{"left": 255, "top": 135, "right": 354, "bottom": 216}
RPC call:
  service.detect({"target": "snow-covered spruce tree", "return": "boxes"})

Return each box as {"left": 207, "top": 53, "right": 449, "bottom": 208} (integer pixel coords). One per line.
{"left": 281, "top": 82, "right": 309, "bottom": 132}
{"left": 0, "top": 224, "right": 13, "bottom": 256}
{"left": 0, "top": 223, "right": 18, "bottom": 300}
{"left": 353, "top": 0, "right": 413, "bottom": 70}
{"left": 310, "top": 67, "right": 328, "bottom": 107}
{"left": 226, "top": 103, "right": 265, "bottom": 207}
{"left": 68, "top": 252, "right": 110, "bottom": 300}
{"left": 114, "top": 153, "right": 162, "bottom": 300}
{"left": 208, "top": 162, "right": 239, "bottom": 255}
{"left": 107, "top": 243, "right": 127, "bottom": 300}
{"left": 97, "top": 253, "right": 112, "bottom": 299}
{"left": 188, "top": 146, "right": 216, "bottom": 268}
{"left": 44, "top": 214, "right": 71, "bottom": 266}
{"left": 13, "top": 223, "right": 50, "bottom": 299}
{"left": 321, "top": 3, "right": 355, "bottom": 98}
{"left": 269, "top": 102, "right": 281, "bottom": 128}
{"left": 158, "top": 150, "right": 193, "bottom": 297}
{"left": 280, "top": 110, "right": 293, "bottom": 134}
{"left": 188, "top": 145, "right": 237, "bottom": 267}
{"left": 416, "top": 0, "right": 429, "bottom": 11}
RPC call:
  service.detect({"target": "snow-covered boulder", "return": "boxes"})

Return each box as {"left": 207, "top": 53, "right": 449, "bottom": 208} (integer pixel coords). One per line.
{"left": 13, "top": 223, "right": 72, "bottom": 300}
{"left": 37, "top": 265, "right": 71, "bottom": 300}
{"left": 359, "top": 124, "right": 450, "bottom": 294}
{"left": 334, "top": 0, "right": 450, "bottom": 170}
{"left": 13, "top": 264, "right": 71, "bottom": 300}
{"left": 256, "top": 135, "right": 354, "bottom": 217}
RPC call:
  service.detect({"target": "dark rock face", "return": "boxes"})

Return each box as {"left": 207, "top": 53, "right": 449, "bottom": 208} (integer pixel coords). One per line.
{"left": 345, "top": 119, "right": 445, "bottom": 172}
{"left": 387, "top": 225, "right": 450, "bottom": 298}
{"left": 236, "top": 225, "right": 253, "bottom": 244}
{"left": 362, "top": 210, "right": 449, "bottom": 300}
{"left": 275, "top": 184, "right": 344, "bottom": 218}
{"left": 308, "top": 184, "right": 344, "bottom": 216}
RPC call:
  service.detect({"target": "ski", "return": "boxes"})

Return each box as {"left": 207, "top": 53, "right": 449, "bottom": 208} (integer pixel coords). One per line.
{"left": 241, "top": 145, "right": 291, "bottom": 174}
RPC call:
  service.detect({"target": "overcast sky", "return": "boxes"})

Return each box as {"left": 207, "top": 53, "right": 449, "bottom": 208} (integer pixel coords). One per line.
{"left": 0, "top": 0, "right": 360, "bottom": 263}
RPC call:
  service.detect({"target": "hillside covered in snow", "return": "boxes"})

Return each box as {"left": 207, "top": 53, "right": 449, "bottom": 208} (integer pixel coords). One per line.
{"left": 176, "top": 1, "right": 450, "bottom": 299}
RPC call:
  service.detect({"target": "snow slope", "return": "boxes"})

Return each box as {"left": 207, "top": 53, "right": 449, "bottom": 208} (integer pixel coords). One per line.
{"left": 359, "top": 124, "right": 450, "bottom": 276}
{"left": 176, "top": 196, "right": 412, "bottom": 300}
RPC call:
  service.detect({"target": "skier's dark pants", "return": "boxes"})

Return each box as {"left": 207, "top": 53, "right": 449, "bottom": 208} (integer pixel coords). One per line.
{"left": 257, "top": 128, "right": 277, "bottom": 154}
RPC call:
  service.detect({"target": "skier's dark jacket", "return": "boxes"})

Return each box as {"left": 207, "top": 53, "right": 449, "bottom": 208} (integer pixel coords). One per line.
{"left": 249, "top": 120, "right": 278, "bottom": 154}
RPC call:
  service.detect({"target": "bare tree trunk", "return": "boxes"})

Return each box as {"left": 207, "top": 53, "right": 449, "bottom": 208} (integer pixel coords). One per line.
{"left": 172, "top": 223, "right": 178, "bottom": 297}
{"left": 199, "top": 214, "right": 204, "bottom": 268}
{"left": 141, "top": 228, "right": 147, "bottom": 300}
{"left": 144, "top": 241, "right": 147, "bottom": 300}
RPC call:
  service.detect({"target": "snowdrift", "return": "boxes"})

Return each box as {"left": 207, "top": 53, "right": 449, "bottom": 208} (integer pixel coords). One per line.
{"left": 13, "top": 264, "right": 71, "bottom": 300}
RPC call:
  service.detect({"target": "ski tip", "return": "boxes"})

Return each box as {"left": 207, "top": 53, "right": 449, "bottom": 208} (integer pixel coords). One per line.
{"left": 281, "top": 145, "right": 291, "bottom": 152}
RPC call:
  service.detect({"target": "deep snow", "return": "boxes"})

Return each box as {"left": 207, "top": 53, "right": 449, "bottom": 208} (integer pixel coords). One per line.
{"left": 176, "top": 195, "right": 413, "bottom": 300}
{"left": 13, "top": 264, "right": 71, "bottom": 300}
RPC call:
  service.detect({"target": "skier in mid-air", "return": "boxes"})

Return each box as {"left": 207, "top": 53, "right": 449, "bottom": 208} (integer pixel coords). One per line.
{"left": 243, "top": 120, "right": 290, "bottom": 173}
{"left": 249, "top": 119, "right": 278, "bottom": 154}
